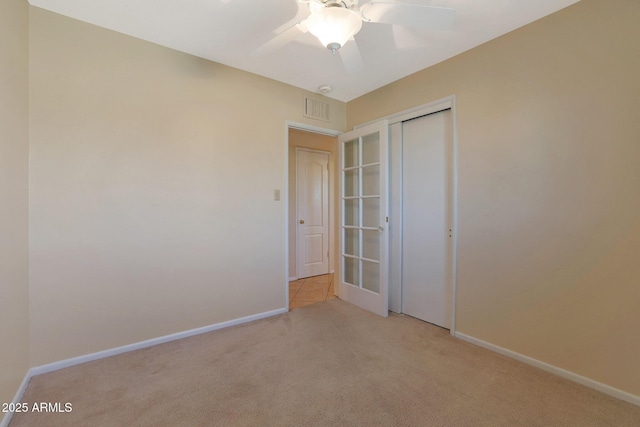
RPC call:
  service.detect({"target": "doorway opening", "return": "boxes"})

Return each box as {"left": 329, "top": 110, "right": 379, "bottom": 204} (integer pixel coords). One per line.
{"left": 287, "top": 125, "right": 339, "bottom": 310}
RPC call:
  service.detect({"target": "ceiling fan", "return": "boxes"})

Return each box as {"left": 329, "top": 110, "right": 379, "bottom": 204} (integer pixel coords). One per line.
{"left": 252, "top": 0, "right": 456, "bottom": 72}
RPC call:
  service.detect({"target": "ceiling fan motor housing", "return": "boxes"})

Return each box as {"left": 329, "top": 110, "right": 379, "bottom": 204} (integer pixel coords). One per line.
{"left": 311, "top": 0, "right": 359, "bottom": 11}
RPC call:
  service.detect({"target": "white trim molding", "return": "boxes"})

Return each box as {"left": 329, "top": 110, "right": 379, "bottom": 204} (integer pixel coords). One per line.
{"left": 0, "top": 308, "right": 287, "bottom": 427}
{"left": 354, "top": 96, "right": 455, "bottom": 129}
{"left": 454, "top": 332, "right": 640, "bottom": 407}
{"left": 286, "top": 120, "right": 341, "bottom": 137}
{"left": 0, "top": 371, "right": 31, "bottom": 427}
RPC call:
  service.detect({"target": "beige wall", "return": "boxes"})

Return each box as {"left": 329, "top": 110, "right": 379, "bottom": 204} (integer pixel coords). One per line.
{"left": 348, "top": 0, "right": 640, "bottom": 396}
{"left": 0, "top": 0, "right": 30, "bottom": 414}
{"left": 10, "top": 0, "right": 639, "bottom": 405}
{"left": 287, "top": 129, "right": 338, "bottom": 280}
{"left": 28, "top": 7, "right": 345, "bottom": 366}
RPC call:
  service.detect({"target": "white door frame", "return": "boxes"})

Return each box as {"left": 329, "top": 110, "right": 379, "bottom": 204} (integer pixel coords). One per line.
{"left": 354, "top": 96, "right": 459, "bottom": 335}
{"left": 295, "top": 147, "right": 330, "bottom": 279}
{"left": 284, "top": 121, "right": 340, "bottom": 310}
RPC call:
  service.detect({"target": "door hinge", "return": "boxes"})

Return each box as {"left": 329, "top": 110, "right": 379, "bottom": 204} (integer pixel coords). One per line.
{"left": 386, "top": 216, "right": 389, "bottom": 223}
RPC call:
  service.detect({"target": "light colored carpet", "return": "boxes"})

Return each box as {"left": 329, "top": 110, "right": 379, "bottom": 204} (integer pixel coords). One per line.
{"left": 10, "top": 299, "right": 640, "bottom": 426}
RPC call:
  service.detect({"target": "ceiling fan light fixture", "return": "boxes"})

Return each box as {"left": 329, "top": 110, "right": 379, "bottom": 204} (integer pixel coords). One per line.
{"left": 306, "top": 5, "right": 362, "bottom": 53}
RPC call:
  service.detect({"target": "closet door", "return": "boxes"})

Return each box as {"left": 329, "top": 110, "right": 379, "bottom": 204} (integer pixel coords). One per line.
{"left": 402, "top": 110, "right": 453, "bottom": 328}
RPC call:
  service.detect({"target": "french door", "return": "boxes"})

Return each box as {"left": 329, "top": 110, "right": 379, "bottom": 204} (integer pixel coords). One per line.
{"left": 338, "top": 121, "right": 389, "bottom": 317}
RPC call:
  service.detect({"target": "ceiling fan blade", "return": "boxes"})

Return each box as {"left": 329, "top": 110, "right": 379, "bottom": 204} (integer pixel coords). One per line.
{"left": 339, "top": 38, "right": 364, "bottom": 73}
{"left": 361, "top": 2, "right": 455, "bottom": 30}
{"left": 251, "top": 21, "right": 309, "bottom": 57}
{"left": 392, "top": 25, "right": 427, "bottom": 50}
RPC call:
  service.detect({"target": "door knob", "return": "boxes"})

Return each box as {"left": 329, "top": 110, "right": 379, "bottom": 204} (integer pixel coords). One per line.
{"left": 299, "top": 219, "right": 305, "bottom": 224}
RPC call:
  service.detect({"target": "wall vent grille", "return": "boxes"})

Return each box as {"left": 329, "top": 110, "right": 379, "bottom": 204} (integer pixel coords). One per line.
{"left": 304, "top": 98, "right": 330, "bottom": 122}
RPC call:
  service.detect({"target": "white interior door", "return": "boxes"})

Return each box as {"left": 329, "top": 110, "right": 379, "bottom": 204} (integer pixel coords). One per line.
{"left": 338, "top": 121, "right": 389, "bottom": 317}
{"left": 297, "top": 149, "right": 330, "bottom": 278}
{"left": 401, "top": 110, "right": 453, "bottom": 328}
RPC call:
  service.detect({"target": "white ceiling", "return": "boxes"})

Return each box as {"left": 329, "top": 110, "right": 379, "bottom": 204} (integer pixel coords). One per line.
{"left": 28, "top": 0, "right": 580, "bottom": 102}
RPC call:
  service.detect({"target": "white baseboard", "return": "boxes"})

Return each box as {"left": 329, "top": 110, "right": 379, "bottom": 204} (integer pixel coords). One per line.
{"left": 454, "top": 332, "right": 640, "bottom": 407}
{"left": 0, "top": 370, "right": 32, "bottom": 427}
{"left": 31, "top": 307, "right": 287, "bottom": 377}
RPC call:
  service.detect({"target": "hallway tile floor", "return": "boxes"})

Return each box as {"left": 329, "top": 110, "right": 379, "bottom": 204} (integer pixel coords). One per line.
{"left": 289, "top": 273, "right": 336, "bottom": 309}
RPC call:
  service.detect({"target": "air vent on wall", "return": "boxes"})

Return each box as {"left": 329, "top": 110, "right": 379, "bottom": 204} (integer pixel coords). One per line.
{"left": 304, "top": 97, "right": 330, "bottom": 122}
